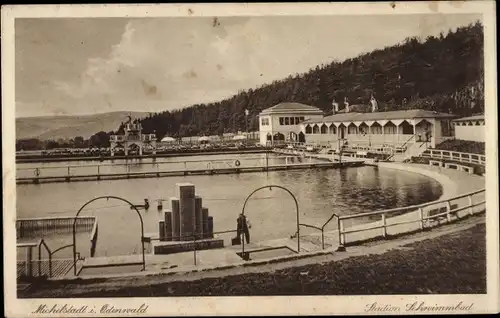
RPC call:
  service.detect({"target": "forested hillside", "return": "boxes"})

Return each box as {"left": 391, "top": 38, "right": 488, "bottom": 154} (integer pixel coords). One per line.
{"left": 125, "top": 21, "right": 484, "bottom": 139}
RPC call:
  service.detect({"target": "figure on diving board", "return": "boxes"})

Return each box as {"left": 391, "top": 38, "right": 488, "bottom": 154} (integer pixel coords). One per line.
{"left": 131, "top": 198, "right": 150, "bottom": 210}
{"left": 232, "top": 213, "right": 251, "bottom": 245}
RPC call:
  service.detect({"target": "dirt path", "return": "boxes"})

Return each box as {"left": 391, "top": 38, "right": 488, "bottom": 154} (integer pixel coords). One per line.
{"left": 20, "top": 214, "right": 485, "bottom": 298}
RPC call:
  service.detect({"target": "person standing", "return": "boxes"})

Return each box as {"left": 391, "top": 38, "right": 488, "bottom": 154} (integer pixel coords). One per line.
{"left": 236, "top": 213, "right": 251, "bottom": 244}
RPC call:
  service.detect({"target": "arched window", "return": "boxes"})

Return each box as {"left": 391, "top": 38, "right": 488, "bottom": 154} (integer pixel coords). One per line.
{"left": 329, "top": 125, "right": 336, "bottom": 134}
{"left": 320, "top": 124, "right": 328, "bottom": 134}
{"left": 371, "top": 122, "right": 382, "bottom": 134}
{"left": 383, "top": 121, "right": 397, "bottom": 134}
{"left": 347, "top": 123, "right": 358, "bottom": 134}
{"left": 305, "top": 125, "right": 312, "bottom": 134}
{"left": 312, "top": 124, "right": 320, "bottom": 134}
{"left": 359, "top": 123, "right": 369, "bottom": 135}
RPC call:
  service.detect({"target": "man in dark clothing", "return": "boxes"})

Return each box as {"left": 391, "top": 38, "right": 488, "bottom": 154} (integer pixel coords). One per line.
{"left": 236, "top": 213, "right": 251, "bottom": 244}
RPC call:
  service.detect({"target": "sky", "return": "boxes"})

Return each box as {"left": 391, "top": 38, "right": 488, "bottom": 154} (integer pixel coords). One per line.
{"left": 15, "top": 14, "right": 481, "bottom": 117}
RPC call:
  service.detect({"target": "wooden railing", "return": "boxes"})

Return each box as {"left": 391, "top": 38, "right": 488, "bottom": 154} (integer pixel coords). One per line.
{"left": 421, "top": 149, "right": 486, "bottom": 166}
{"left": 336, "top": 188, "right": 485, "bottom": 247}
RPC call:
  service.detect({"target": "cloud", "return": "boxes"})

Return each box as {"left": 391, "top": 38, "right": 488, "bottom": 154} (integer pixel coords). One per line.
{"left": 17, "top": 14, "right": 481, "bottom": 117}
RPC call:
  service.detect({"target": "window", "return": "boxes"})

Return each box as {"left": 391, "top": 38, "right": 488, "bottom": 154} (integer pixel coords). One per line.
{"left": 348, "top": 124, "right": 357, "bottom": 135}
{"left": 285, "top": 117, "right": 290, "bottom": 125}
{"left": 383, "top": 123, "right": 397, "bottom": 134}
{"left": 300, "top": 117, "right": 305, "bottom": 122}
{"left": 279, "top": 117, "right": 285, "bottom": 125}
{"left": 312, "top": 124, "right": 320, "bottom": 134}
{"left": 305, "top": 125, "right": 312, "bottom": 134}
{"left": 290, "top": 117, "right": 295, "bottom": 125}
{"left": 320, "top": 124, "right": 328, "bottom": 134}
{"left": 295, "top": 117, "right": 300, "bottom": 124}
{"left": 261, "top": 118, "right": 269, "bottom": 126}
{"left": 371, "top": 124, "right": 382, "bottom": 134}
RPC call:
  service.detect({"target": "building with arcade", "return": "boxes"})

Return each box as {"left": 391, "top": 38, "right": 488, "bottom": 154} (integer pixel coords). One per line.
{"left": 301, "top": 109, "right": 458, "bottom": 150}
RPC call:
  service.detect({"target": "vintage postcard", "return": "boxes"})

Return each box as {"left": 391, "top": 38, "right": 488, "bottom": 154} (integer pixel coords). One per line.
{"left": 2, "top": 1, "right": 499, "bottom": 316}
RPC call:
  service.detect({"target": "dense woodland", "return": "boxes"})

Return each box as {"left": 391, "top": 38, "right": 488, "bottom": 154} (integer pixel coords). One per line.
{"left": 132, "top": 21, "right": 484, "bottom": 140}
{"left": 17, "top": 21, "right": 484, "bottom": 151}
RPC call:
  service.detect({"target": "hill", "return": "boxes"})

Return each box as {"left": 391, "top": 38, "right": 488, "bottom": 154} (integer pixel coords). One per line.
{"left": 132, "top": 21, "right": 484, "bottom": 140}
{"left": 16, "top": 111, "right": 150, "bottom": 140}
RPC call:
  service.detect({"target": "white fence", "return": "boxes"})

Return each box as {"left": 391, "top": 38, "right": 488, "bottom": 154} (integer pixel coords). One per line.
{"left": 337, "top": 188, "right": 485, "bottom": 247}
{"left": 420, "top": 149, "right": 485, "bottom": 166}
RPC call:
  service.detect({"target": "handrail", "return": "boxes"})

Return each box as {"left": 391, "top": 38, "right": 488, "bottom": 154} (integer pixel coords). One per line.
{"left": 16, "top": 155, "right": 277, "bottom": 171}
{"left": 421, "top": 149, "right": 486, "bottom": 165}
{"left": 338, "top": 188, "right": 485, "bottom": 221}
{"left": 423, "top": 149, "right": 486, "bottom": 158}
{"left": 37, "top": 238, "right": 53, "bottom": 277}
{"left": 337, "top": 188, "right": 485, "bottom": 248}
{"left": 17, "top": 216, "right": 95, "bottom": 222}
{"left": 386, "top": 134, "right": 416, "bottom": 161}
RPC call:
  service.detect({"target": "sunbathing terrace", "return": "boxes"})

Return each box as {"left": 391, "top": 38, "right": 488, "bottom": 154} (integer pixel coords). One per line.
{"left": 300, "top": 109, "right": 458, "bottom": 150}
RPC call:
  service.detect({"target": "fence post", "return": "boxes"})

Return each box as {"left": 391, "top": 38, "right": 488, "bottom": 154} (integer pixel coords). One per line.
{"left": 67, "top": 166, "right": 70, "bottom": 177}
{"left": 49, "top": 250, "right": 52, "bottom": 277}
{"left": 321, "top": 229, "right": 325, "bottom": 250}
{"left": 418, "top": 207, "right": 425, "bottom": 230}
{"left": 468, "top": 195, "right": 474, "bottom": 215}
{"left": 446, "top": 201, "right": 452, "bottom": 222}
{"left": 337, "top": 217, "right": 345, "bottom": 251}
{"left": 97, "top": 165, "right": 100, "bottom": 178}
{"left": 381, "top": 213, "right": 387, "bottom": 238}
{"left": 26, "top": 246, "right": 33, "bottom": 278}
{"left": 38, "top": 242, "right": 42, "bottom": 277}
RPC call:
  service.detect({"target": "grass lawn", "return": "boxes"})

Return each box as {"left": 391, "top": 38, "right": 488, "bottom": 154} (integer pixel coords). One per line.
{"left": 20, "top": 223, "right": 486, "bottom": 297}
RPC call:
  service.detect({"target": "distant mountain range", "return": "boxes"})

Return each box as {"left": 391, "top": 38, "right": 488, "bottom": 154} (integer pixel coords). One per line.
{"left": 16, "top": 111, "right": 150, "bottom": 140}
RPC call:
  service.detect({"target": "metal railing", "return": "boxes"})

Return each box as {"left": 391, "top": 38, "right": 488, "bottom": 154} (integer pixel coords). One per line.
{"left": 336, "top": 188, "right": 485, "bottom": 248}
{"left": 420, "top": 149, "right": 486, "bottom": 166}
{"left": 17, "top": 155, "right": 311, "bottom": 180}
{"left": 16, "top": 216, "right": 96, "bottom": 239}
{"left": 385, "top": 134, "right": 416, "bottom": 161}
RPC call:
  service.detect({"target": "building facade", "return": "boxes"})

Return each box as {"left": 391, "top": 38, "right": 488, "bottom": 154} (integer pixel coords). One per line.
{"left": 452, "top": 114, "right": 485, "bottom": 142}
{"left": 300, "top": 109, "right": 457, "bottom": 149}
{"left": 110, "top": 119, "right": 156, "bottom": 156}
{"left": 258, "top": 102, "right": 325, "bottom": 146}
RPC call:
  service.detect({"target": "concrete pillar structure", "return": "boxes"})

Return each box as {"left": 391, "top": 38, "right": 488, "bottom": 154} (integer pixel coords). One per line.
{"left": 171, "top": 198, "right": 180, "bottom": 241}
{"left": 158, "top": 220, "right": 166, "bottom": 241}
{"left": 164, "top": 210, "right": 172, "bottom": 241}
{"left": 195, "top": 196, "right": 203, "bottom": 240}
{"left": 202, "top": 208, "right": 209, "bottom": 239}
{"left": 177, "top": 183, "right": 196, "bottom": 241}
{"left": 207, "top": 216, "right": 214, "bottom": 239}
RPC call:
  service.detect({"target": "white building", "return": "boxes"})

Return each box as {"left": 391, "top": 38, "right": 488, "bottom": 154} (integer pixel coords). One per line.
{"left": 300, "top": 109, "right": 457, "bottom": 149}
{"left": 452, "top": 114, "right": 485, "bottom": 142}
{"left": 258, "top": 102, "right": 324, "bottom": 146}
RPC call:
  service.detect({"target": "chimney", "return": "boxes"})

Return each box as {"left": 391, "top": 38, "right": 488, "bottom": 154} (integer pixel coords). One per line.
{"left": 370, "top": 95, "right": 379, "bottom": 112}
{"left": 344, "top": 97, "right": 350, "bottom": 113}
{"left": 332, "top": 99, "right": 339, "bottom": 115}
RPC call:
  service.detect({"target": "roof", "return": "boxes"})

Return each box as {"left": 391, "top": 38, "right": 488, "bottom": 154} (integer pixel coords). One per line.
{"left": 452, "top": 114, "right": 484, "bottom": 122}
{"left": 260, "top": 102, "right": 324, "bottom": 115}
{"left": 303, "top": 109, "right": 458, "bottom": 124}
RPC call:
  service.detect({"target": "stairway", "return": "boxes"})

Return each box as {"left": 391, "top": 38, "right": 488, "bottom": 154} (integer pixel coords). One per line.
{"left": 390, "top": 141, "right": 429, "bottom": 162}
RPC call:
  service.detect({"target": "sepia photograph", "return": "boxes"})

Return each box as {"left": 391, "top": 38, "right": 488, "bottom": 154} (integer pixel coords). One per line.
{"left": 2, "top": 2, "right": 499, "bottom": 316}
